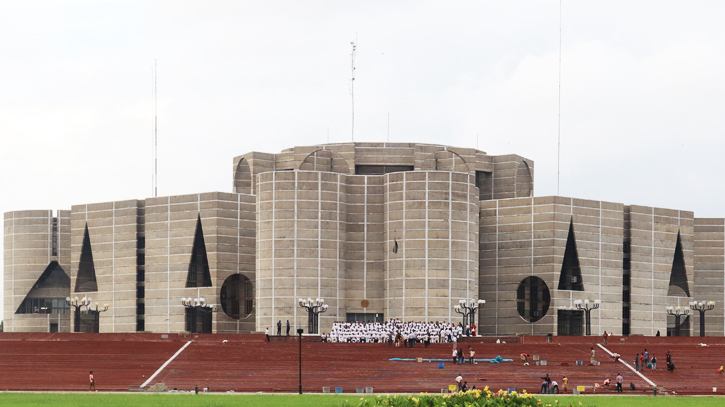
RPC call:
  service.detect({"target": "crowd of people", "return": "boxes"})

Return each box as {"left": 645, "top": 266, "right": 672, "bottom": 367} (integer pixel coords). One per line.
{"left": 321, "top": 319, "right": 468, "bottom": 344}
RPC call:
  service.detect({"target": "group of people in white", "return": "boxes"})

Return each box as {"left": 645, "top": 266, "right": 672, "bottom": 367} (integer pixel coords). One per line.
{"left": 321, "top": 319, "right": 468, "bottom": 344}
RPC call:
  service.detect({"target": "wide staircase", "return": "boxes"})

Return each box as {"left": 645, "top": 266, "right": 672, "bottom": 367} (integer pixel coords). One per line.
{"left": 1, "top": 332, "right": 723, "bottom": 394}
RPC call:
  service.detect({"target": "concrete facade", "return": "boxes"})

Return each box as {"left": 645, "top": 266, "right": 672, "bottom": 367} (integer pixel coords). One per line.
{"left": 4, "top": 142, "right": 724, "bottom": 336}
{"left": 4, "top": 210, "right": 71, "bottom": 333}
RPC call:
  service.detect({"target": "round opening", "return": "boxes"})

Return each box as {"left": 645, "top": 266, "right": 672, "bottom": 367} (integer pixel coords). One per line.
{"left": 220, "top": 274, "right": 254, "bottom": 319}
{"left": 516, "top": 276, "right": 550, "bottom": 323}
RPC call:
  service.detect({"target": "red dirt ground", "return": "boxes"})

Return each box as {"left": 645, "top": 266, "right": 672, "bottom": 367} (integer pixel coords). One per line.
{"left": 1, "top": 332, "right": 724, "bottom": 395}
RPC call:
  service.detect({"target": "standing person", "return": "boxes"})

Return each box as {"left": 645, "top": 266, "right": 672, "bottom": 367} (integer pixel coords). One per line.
{"left": 457, "top": 347, "right": 464, "bottom": 365}
{"left": 89, "top": 371, "right": 95, "bottom": 390}
{"left": 277, "top": 320, "right": 282, "bottom": 336}
{"left": 644, "top": 349, "right": 649, "bottom": 366}
{"left": 286, "top": 320, "right": 290, "bottom": 336}
{"left": 639, "top": 353, "right": 645, "bottom": 371}
{"left": 265, "top": 327, "right": 270, "bottom": 342}
{"left": 634, "top": 353, "right": 640, "bottom": 371}
{"left": 469, "top": 346, "right": 475, "bottom": 365}
{"left": 603, "top": 331, "right": 608, "bottom": 345}
{"left": 616, "top": 373, "right": 623, "bottom": 393}
{"left": 455, "top": 373, "right": 463, "bottom": 392}
{"left": 590, "top": 347, "right": 596, "bottom": 364}
{"left": 562, "top": 376, "right": 568, "bottom": 393}
{"left": 666, "top": 350, "right": 671, "bottom": 365}
{"left": 540, "top": 374, "right": 550, "bottom": 394}
{"left": 651, "top": 354, "right": 657, "bottom": 370}
{"left": 452, "top": 347, "right": 458, "bottom": 364}
{"left": 471, "top": 323, "right": 477, "bottom": 337}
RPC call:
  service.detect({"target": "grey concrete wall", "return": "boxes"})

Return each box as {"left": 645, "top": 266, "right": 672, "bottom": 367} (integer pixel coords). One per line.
{"left": 385, "top": 171, "right": 479, "bottom": 323}
{"left": 256, "top": 171, "right": 347, "bottom": 334}
{"left": 4, "top": 210, "right": 71, "bottom": 332}
{"left": 479, "top": 197, "right": 623, "bottom": 336}
{"left": 71, "top": 200, "right": 142, "bottom": 333}
{"left": 627, "top": 206, "right": 694, "bottom": 336}
{"left": 693, "top": 218, "right": 724, "bottom": 336}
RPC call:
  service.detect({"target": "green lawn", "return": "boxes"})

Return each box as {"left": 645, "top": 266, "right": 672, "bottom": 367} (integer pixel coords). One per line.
{"left": 0, "top": 393, "right": 722, "bottom": 407}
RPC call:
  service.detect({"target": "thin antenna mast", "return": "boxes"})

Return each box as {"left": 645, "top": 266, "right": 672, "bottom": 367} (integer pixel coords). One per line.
{"left": 350, "top": 40, "right": 357, "bottom": 142}
{"left": 557, "top": 1, "right": 562, "bottom": 195}
{"left": 153, "top": 59, "right": 158, "bottom": 197}
{"left": 387, "top": 112, "right": 389, "bottom": 143}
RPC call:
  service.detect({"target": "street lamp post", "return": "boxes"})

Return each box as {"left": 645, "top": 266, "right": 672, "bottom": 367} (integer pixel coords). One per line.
{"left": 66, "top": 296, "right": 92, "bottom": 333}
{"left": 574, "top": 299, "right": 600, "bottom": 336}
{"left": 666, "top": 306, "right": 690, "bottom": 337}
{"left": 297, "top": 327, "right": 303, "bottom": 394}
{"left": 297, "top": 298, "right": 328, "bottom": 335}
{"left": 181, "top": 297, "right": 217, "bottom": 333}
{"left": 688, "top": 301, "right": 715, "bottom": 337}
{"left": 453, "top": 299, "right": 485, "bottom": 335}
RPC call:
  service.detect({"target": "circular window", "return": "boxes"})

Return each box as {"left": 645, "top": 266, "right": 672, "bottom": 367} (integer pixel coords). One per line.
{"left": 516, "top": 276, "right": 550, "bottom": 323}
{"left": 220, "top": 274, "right": 254, "bottom": 319}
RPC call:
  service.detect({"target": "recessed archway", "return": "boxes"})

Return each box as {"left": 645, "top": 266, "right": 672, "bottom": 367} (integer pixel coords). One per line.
{"left": 220, "top": 273, "right": 254, "bottom": 319}
{"left": 420, "top": 150, "right": 470, "bottom": 172}
{"left": 299, "top": 149, "right": 350, "bottom": 173}
{"left": 516, "top": 276, "right": 550, "bottom": 323}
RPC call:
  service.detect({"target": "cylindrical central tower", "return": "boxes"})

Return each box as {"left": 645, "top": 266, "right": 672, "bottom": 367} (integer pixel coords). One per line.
{"left": 256, "top": 171, "right": 346, "bottom": 334}
{"left": 385, "top": 171, "right": 479, "bottom": 322}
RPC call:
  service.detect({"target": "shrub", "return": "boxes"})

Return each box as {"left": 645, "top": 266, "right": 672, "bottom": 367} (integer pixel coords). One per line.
{"left": 341, "top": 388, "right": 582, "bottom": 407}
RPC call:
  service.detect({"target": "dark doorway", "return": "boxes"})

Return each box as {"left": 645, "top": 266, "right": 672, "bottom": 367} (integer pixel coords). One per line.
{"left": 185, "top": 307, "right": 213, "bottom": 333}
{"left": 557, "top": 309, "right": 584, "bottom": 336}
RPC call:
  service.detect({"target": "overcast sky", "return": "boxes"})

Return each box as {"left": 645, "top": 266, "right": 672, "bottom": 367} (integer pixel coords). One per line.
{"left": 2, "top": 1, "right": 724, "bottom": 319}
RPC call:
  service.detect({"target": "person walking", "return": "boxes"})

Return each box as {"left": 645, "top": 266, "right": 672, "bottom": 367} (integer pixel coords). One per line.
{"left": 616, "top": 373, "right": 623, "bottom": 393}
{"left": 89, "top": 371, "right": 95, "bottom": 390}
{"left": 286, "top": 320, "right": 290, "bottom": 336}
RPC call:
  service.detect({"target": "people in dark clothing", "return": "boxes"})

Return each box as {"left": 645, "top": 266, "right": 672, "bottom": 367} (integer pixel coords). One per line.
{"left": 540, "top": 374, "right": 551, "bottom": 394}
{"left": 286, "top": 320, "right": 290, "bottom": 336}
{"left": 277, "top": 320, "right": 282, "bottom": 336}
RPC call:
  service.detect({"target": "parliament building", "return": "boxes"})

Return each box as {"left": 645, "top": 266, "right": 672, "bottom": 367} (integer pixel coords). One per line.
{"left": 4, "top": 142, "right": 724, "bottom": 336}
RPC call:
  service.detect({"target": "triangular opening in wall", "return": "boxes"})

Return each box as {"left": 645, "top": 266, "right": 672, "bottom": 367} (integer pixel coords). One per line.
{"left": 16, "top": 261, "right": 70, "bottom": 314}
{"left": 558, "top": 219, "right": 584, "bottom": 291}
{"left": 74, "top": 224, "right": 98, "bottom": 292}
{"left": 186, "top": 215, "right": 212, "bottom": 288}
{"left": 667, "top": 232, "right": 690, "bottom": 297}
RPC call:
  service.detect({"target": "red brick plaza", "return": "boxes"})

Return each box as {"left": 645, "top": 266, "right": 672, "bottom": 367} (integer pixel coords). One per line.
{"left": 0, "top": 333, "right": 723, "bottom": 395}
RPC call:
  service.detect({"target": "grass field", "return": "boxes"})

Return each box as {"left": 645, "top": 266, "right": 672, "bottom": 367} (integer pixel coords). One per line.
{"left": 0, "top": 393, "right": 722, "bottom": 407}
